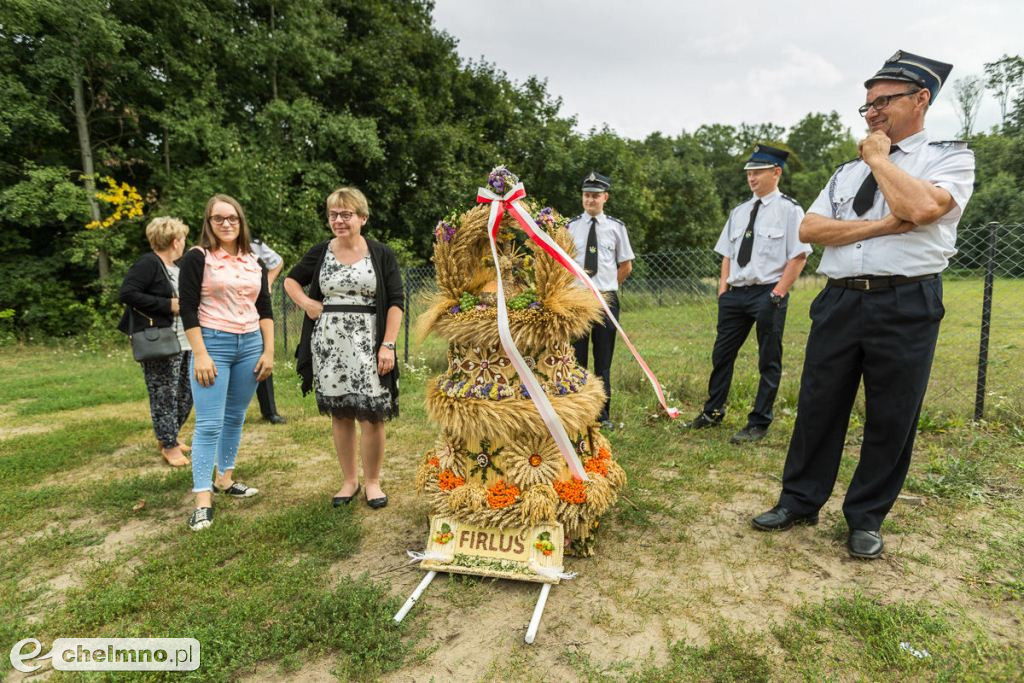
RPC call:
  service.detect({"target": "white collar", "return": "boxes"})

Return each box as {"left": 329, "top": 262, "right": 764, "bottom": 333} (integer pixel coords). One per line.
{"left": 892, "top": 129, "right": 929, "bottom": 154}
{"left": 752, "top": 189, "right": 781, "bottom": 206}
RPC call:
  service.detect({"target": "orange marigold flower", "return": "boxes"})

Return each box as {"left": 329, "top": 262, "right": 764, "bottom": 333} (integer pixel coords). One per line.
{"left": 553, "top": 479, "right": 587, "bottom": 504}
{"left": 486, "top": 480, "right": 520, "bottom": 509}
{"left": 427, "top": 456, "right": 440, "bottom": 468}
{"left": 438, "top": 469, "right": 465, "bottom": 491}
{"left": 584, "top": 457, "right": 609, "bottom": 477}
{"left": 596, "top": 447, "right": 611, "bottom": 460}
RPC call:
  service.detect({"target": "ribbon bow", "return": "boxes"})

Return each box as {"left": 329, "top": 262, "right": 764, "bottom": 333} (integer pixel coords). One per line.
{"left": 474, "top": 177, "right": 678, "bottom": 481}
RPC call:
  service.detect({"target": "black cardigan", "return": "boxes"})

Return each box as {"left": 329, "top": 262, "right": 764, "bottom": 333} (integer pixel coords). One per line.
{"left": 287, "top": 238, "right": 404, "bottom": 400}
{"left": 118, "top": 252, "right": 176, "bottom": 334}
{"left": 178, "top": 247, "right": 273, "bottom": 331}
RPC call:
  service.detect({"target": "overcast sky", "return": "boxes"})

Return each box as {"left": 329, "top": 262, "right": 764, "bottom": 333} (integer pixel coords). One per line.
{"left": 431, "top": 0, "right": 1023, "bottom": 142}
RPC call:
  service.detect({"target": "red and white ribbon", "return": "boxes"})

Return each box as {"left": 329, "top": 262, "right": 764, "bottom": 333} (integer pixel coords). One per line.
{"left": 476, "top": 181, "right": 679, "bottom": 480}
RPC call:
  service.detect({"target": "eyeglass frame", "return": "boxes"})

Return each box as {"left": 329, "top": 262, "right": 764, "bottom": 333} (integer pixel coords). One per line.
{"left": 327, "top": 210, "right": 361, "bottom": 222}
{"left": 209, "top": 215, "right": 240, "bottom": 226}
{"left": 858, "top": 89, "right": 922, "bottom": 116}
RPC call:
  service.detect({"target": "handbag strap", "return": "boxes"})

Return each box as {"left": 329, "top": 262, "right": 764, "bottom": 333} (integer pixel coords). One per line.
{"left": 128, "top": 306, "right": 155, "bottom": 329}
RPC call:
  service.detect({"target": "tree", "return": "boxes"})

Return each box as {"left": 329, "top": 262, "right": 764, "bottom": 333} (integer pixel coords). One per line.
{"left": 952, "top": 76, "right": 985, "bottom": 139}
{"left": 983, "top": 54, "right": 1024, "bottom": 126}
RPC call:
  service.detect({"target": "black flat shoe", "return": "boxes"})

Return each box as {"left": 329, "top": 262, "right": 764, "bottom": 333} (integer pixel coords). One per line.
{"left": 848, "top": 529, "right": 884, "bottom": 559}
{"left": 366, "top": 495, "right": 388, "bottom": 509}
{"left": 685, "top": 412, "right": 722, "bottom": 430}
{"left": 730, "top": 424, "right": 768, "bottom": 444}
{"left": 263, "top": 414, "right": 287, "bottom": 425}
{"left": 332, "top": 484, "right": 360, "bottom": 507}
{"left": 751, "top": 505, "right": 819, "bottom": 531}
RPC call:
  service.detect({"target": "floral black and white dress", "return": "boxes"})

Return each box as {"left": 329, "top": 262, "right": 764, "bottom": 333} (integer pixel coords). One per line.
{"left": 312, "top": 249, "right": 395, "bottom": 421}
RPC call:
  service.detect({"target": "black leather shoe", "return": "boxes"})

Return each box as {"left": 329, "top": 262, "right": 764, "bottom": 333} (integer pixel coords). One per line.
{"left": 751, "top": 505, "right": 819, "bottom": 531}
{"left": 264, "top": 414, "right": 287, "bottom": 425}
{"left": 731, "top": 425, "right": 768, "bottom": 444}
{"left": 600, "top": 420, "right": 615, "bottom": 432}
{"left": 686, "top": 412, "right": 722, "bottom": 430}
{"left": 332, "top": 484, "right": 360, "bottom": 507}
{"left": 366, "top": 495, "right": 388, "bottom": 510}
{"left": 847, "top": 529, "right": 884, "bottom": 559}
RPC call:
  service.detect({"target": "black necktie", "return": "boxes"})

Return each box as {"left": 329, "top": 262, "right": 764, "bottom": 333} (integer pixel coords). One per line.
{"left": 736, "top": 199, "right": 761, "bottom": 267}
{"left": 584, "top": 216, "right": 599, "bottom": 276}
{"left": 853, "top": 145, "right": 900, "bottom": 216}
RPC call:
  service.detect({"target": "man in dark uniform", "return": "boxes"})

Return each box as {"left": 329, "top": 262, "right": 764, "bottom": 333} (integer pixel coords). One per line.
{"left": 251, "top": 237, "right": 286, "bottom": 424}
{"left": 567, "top": 172, "right": 635, "bottom": 430}
{"left": 687, "top": 145, "right": 810, "bottom": 443}
{"left": 752, "top": 51, "right": 975, "bottom": 559}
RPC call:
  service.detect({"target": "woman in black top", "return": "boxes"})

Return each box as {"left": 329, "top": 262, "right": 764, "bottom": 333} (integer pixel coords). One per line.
{"left": 119, "top": 217, "right": 193, "bottom": 467}
{"left": 285, "top": 187, "right": 403, "bottom": 509}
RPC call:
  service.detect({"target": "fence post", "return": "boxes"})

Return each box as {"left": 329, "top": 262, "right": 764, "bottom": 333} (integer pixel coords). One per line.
{"left": 973, "top": 222, "right": 999, "bottom": 422}
{"left": 279, "top": 281, "right": 288, "bottom": 356}
{"left": 403, "top": 271, "right": 410, "bottom": 365}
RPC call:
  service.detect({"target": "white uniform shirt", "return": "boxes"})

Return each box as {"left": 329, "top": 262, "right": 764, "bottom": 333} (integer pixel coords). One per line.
{"left": 566, "top": 212, "right": 635, "bottom": 292}
{"left": 808, "top": 130, "right": 975, "bottom": 278}
{"left": 250, "top": 239, "right": 283, "bottom": 271}
{"left": 714, "top": 190, "right": 810, "bottom": 287}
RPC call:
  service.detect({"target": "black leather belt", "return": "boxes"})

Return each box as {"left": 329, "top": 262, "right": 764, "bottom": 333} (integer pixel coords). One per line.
{"left": 826, "top": 273, "right": 938, "bottom": 291}
{"left": 322, "top": 304, "right": 375, "bottom": 313}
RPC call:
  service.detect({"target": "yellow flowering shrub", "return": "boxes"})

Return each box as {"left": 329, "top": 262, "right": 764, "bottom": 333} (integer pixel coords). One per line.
{"left": 84, "top": 176, "right": 144, "bottom": 230}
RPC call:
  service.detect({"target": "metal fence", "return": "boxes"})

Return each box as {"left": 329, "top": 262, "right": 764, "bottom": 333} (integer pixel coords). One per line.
{"left": 274, "top": 223, "right": 1024, "bottom": 424}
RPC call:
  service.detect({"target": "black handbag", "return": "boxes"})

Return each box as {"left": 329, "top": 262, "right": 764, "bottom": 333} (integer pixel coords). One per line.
{"left": 127, "top": 258, "right": 181, "bottom": 362}
{"left": 129, "top": 307, "right": 181, "bottom": 362}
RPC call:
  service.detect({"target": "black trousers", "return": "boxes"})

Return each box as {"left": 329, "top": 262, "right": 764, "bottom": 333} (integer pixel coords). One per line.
{"left": 778, "top": 278, "right": 944, "bottom": 531}
{"left": 573, "top": 292, "right": 619, "bottom": 422}
{"left": 703, "top": 284, "right": 787, "bottom": 428}
{"left": 255, "top": 374, "right": 279, "bottom": 418}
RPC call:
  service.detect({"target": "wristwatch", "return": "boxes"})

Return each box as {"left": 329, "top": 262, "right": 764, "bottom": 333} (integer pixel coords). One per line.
{"left": 769, "top": 292, "right": 785, "bottom": 307}
{"left": 381, "top": 341, "right": 396, "bottom": 351}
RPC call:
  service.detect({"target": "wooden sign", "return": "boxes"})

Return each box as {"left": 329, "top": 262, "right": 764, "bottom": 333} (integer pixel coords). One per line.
{"left": 418, "top": 516, "right": 566, "bottom": 584}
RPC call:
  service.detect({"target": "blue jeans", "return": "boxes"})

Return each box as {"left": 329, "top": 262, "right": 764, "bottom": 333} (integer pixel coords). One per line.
{"left": 189, "top": 329, "right": 263, "bottom": 493}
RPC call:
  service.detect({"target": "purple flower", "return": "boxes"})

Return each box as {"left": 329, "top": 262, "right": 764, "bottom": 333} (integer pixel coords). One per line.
{"left": 528, "top": 302, "right": 541, "bottom": 309}
{"left": 434, "top": 220, "right": 456, "bottom": 242}
{"left": 449, "top": 305, "right": 460, "bottom": 314}
{"left": 486, "top": 165, "right": 519, "bottom": 195}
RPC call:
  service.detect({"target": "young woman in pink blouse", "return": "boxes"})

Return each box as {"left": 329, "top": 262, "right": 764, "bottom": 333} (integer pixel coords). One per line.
{"left": 178, "top": 194, "right": 274, "bottom": 531}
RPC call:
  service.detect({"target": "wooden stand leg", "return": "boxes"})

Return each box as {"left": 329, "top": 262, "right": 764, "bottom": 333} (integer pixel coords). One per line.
{"left": 524, "top": 582, "right": 552, "bottom": 644}
{"left": 393, "top": 570, "right": 437, "bottom": 624}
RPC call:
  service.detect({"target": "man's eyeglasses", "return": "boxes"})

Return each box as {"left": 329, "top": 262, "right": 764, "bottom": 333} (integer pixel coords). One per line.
{"left": 210, "top": 215, "right": 240, "bottom": 226}
{"left": 858, "top": 89, "right": 921, "bottom": 116}
{"left": 328, "top": 211, "right": 358, "bottom": 222}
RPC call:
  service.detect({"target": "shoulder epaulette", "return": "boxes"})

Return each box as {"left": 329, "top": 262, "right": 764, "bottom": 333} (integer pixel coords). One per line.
{"left": 567, "top": 213, "right": 585, "bottom": 224}
{"left": 605, "top": 214, "right": 625, "bottom": 226}
{"left": 835, "top": 157, "right": 860, "bottom": 172}
{"left": 929, "top": 140, "right": 970, "bottom": 150}
{"left": 780, "top": 194, "right": 802, "bottom": 207}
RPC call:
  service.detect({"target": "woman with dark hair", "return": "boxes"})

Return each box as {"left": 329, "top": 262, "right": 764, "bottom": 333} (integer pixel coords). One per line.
{"left": 285, "top": 187, "right": 403, "bottom": 509}
{"left": 118, "top": 216, "right": 193, "bottom": 467}
{"left": 178, "top": 194, "right": 274, "bottom": 531}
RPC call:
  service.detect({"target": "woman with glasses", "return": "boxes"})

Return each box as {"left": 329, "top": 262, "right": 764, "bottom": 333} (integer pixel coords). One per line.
{"left": 178, "top": 194, "right": 275, "bottom": 531}
{"left": 118, "top": 216, "right": 193, "bottom": 468}
{"left": 285, "top": 187, "right": 403, "bottom": 509}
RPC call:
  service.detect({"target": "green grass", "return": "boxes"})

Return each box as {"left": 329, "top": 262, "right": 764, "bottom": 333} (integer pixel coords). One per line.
{"left": 0, "top": 418, "right": 149, "bottom": 487}
{"left": 42, "top": 501, "right": 412, "bottom": 682}
{"left": 1, "top": 297, "right": 1023, "bottom": 682}
{"left": 773, "top": 593, "right": 1024, "bottom": 681}
{"left": 0, "top": 347, "right": 142, "bottom": 416}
